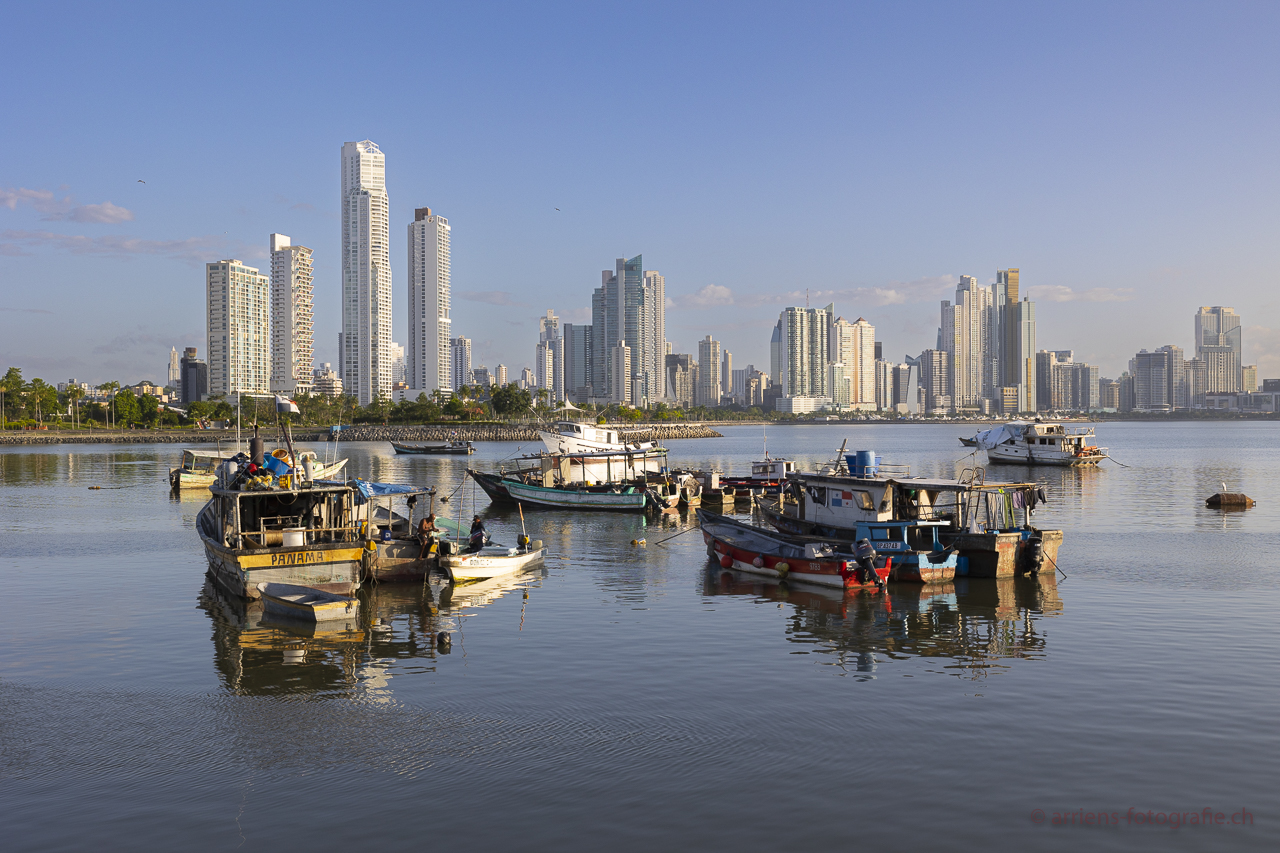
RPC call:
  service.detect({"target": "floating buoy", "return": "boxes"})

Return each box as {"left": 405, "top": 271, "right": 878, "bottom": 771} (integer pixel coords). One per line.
{"left": 631, "top": 538, "right": 646, "bottom": 546}
{"left": 719, "top": 554, "right": 734, "bottom": 568}
{"left": 775, "top": 561, "right": 790, "bottom": 576}
{"left": 88, "top": 486, "right": 102, "bottom": 490}
{"left": 436, "top": 631, "right": 451, "bottom": 647}
{"left": 1206, "top": 492, "right": 1255, "bottom": 508}
{"left": 752, "top": 556, "right": 765, "bottom": 568}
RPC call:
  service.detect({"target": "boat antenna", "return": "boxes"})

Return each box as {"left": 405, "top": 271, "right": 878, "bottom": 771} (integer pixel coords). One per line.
{"left": 763, "top": 423, "right": 768, "bottom": 460}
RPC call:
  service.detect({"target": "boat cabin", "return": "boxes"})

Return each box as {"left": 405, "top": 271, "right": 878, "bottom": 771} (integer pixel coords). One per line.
{"left": 750, "top": 459, "right": 795, "bottom": 481}
{"left": 552, "top": 421, "right": 622, "bottom": 446}
{"left": 178, "top": 450, "right": 233, "bottom": 475}
{"left": 201, "top": 482, "right": 361, "bottom": 550}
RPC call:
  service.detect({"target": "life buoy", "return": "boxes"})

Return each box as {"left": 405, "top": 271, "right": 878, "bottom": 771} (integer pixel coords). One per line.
{"left": 719, "top": 554, "right": 734, "bottom": 569}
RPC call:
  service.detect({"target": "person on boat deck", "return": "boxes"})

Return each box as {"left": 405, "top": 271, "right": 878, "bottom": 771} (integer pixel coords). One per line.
{"left": 468, "top": 515, "right": 488, "bottom": 552}
{"left": 417, "top": 513, "right": 438, "bottom": 558}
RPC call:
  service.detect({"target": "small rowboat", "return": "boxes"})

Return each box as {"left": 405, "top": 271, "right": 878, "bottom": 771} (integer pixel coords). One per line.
{"left": 440, "top": 542, "right": 545, "bottom": 582}
{"left": 256, "top": 582, "right": 360, "bottom": 622}
{"left": 391, "top": 440, "right": 475, "bottom": 455}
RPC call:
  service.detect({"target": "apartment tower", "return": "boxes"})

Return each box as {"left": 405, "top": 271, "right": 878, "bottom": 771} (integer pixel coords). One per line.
{"left": 206, "top": 260, "right": 269, "bottom": 398}
{"left": 269, "top": 233, "right": 314, "bottom": 396}
{"left": 340, "top": 140, "right": 392, "bottom": 406}
{"left": 407, "top": 207, "right": 452, "bottom": 396}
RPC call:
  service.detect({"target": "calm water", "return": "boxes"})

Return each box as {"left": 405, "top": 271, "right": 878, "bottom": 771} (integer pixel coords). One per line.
{"left": 1, "top": 423, "right": 1277, "bottom": 851}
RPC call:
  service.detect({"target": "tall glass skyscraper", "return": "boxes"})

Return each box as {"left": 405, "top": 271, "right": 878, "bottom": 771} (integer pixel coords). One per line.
{"left": 340, "top": 140, "right": 391, "bottom": 406}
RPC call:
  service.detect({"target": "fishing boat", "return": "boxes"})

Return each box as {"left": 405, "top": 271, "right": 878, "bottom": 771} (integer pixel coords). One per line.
{"left": 170, "top": 448, "right": 346, "bottom": 490}
{"left": 970, "top": 420, "right": 1106, "bottom": 466}
{"left": 538, "top": 420, "right": 659, "bottom": 455}
{"left": 501, "top": 477, "right": 648, "bottom": 511}
{"left": 390, "top": 440, "right": 475, "bottom": 455}
{"left": 679, "top": 477, "right": 702, "bottom": 508}
{"left": 697, "top": 509, "right": 889, "bottom": 590}
{"left": 757, "top": 448, "right": 1064, "bottom": 579}
{"left": 958, "top": 436, "right": 978, "bottom": 447}
{"left": 719, "top": 457, "right": 796, "bottom": 498}
{"left": 197, "top": 475, "right": 367, "bottom": 599}
{"left": 256, "top": 582, "right": 360, "bottom": 622}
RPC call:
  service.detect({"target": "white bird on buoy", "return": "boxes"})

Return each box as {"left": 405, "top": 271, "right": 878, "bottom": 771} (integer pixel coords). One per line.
{"left": 1222, "top": 482, "right": 1228, "bottom": 492}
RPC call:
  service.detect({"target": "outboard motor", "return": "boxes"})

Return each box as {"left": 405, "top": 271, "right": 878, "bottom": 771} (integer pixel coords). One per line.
{"left": 1022, "top": 536, "right": 1045, "bottom": 575}
{"left": 854, "top": 538, "right": 883, "bottom": 587}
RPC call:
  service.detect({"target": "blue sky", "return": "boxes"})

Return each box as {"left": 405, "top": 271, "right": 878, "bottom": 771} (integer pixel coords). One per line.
{"left": 4, "top": 1, "right": 1280, "bottom": 385}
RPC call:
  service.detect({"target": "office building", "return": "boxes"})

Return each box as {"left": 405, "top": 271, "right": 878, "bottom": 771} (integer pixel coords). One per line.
{"left": 666, "top": 353, "right": 697, "bottom": 408}
{"left": 267, "top": 233, "right": 314, "bottom": 396}
{"left": 312, "top": 363, "right": 343, "bottom": 398}
{"left": 1243, "top": 365, "right": 1257, "bottom": 393}
{"left": 167, "top": 348, "right": 181, "bottom": 388}
{"left": 833, "top": 315, "right": 876, "bottom": 408}
{"left": 206, "top": 259, "right": 269, "bottom": 398}
{"left": 590, "top": 257, "right": 665, "bottom": 406}
{"left": 776, "top": 305, "right": 832, "bottom": 399}
{"left": 996, "top": 268, "right": 1019, "bottom": 391}
{"left": 535, "top": 310, "right": 563, "bottom": 402}
{"left": 919, "top": 349, "right": 952, "bottom": 413}
{"left": 451, "top": 337, "right": 471, "bottom": 392}
{"left": 179, "top": 347, "right": 207, "bottom": 404}
{"left": 495, "top": 364, "right": 508, "bottom": 387}
{"left": 698, "top": 335, "right": 722, "bottom": 405}
{"left": 407, "top": 207, "right": 452, "bottom": 396}
{"left": 940, "top": 277, "right": 995, "bottom": 409}
{"left": 340, "top": 140, "right": 392, "bottom": 406}
{"left": 520, "top": 367, "right": 535, "bottom": 389}
{"left": 471, "top": 366, "right": 492, "bottom": 387}
{"left": 390, "top": 342, "right": 404, "bottom": 386}
{"left": 563, "top": 323, "right": 593, "bottom": 403}
{"left": 611, "top": 341, "right": 632, "bottom": 404}
{"left": 722, "top": 350, "right": 732, "bottom": 406}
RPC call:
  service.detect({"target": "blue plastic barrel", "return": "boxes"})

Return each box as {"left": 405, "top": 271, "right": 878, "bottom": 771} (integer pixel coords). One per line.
{"left": 855, "top": 450, "right": 877, "bottom": 476}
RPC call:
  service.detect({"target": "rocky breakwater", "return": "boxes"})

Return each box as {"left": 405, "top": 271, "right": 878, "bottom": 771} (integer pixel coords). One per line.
{"left": 320, "top": 422, "right": 722, "bottom": 443}
{"left": 0, "top": 429, "right": 241, "bottom": 446}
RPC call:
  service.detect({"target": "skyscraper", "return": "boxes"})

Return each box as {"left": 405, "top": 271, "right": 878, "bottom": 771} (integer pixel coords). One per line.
{"left": 591, "top": 256, "right": 665, "bottom": 406}
{"left": 269, "top": 233, "right": 314, "bottom": 396}
{"left": 495, "top": 364, "right": 508, "bottom": 386}
{"left": 340, "top": 140, "right": 392, "bottom": 406}
{"left": 563, "top": 323, "right": 593, "bottom": 403}
{"left": 206, "top": 260, "right": 269, "bottom": 398}
{"left": 167, "top": 347, "right": 181, "bottom": 388}
{"left": 698, "top": 335, "right": 722, "bottom": 405}
{"left": 536, "top": 310, "right": 563, "bottom": 402}
{"left": 179, "top": 347, "right": 207, "bottom": 404}
{"left": 997, "top": 268, "right": 1019, "bottom": 390}
{"left": 833, "top": 316, "right": 876, "bottom": 408}
{"left": 940, "top": 276, "right": 994, "bottom": 409}
{"left": 450, "top": 337, "right": 471, "bottom": 392}
{"left": 776, "top": 305, "right": 831, "bottom": 398}
{"left": 1194, "top": 306, "right": 1242, "bottom": 393}
{"left": 407, "top": 207, "right": 451, "bottom": 396}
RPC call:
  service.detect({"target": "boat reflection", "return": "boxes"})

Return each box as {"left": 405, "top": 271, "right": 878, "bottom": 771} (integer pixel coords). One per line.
{"left": 200, "top": 567, "right": 546, "bottom": 695}
{"left": 702, "top": 565, "right": 1062, "bottom": 679}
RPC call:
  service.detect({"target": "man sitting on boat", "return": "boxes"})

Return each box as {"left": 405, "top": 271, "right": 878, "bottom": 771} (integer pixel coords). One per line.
{"left": 468, "top": 516, "right": 489, "bottom": 552}
{"left": 417, "top": 513, "right": 438, "bottom": 558}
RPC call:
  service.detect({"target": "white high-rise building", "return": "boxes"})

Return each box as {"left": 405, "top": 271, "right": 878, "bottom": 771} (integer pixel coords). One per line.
{"left": 206, "top": 259, "right": 269, "bottom": 398}
{"left": 268, "top": 233, "right": 314, "bottom": 396}
{"left": 407, "top": 207, "right": 451, "bottom": 396}
{"left": 590, "top": 257, "right": 665, "bottom": 406}
{"left": 496, "top": 364, "right": 508, "bottom": 386}
{"left": 340, "top": 140, "right": 392, "bottom": 406}
{"left": 535, "top": 310, "right": 563, "bottom": 402}
{"left": 167, "top": 347, "right": 181, "bottom": 388}
{"left": 775, "top": 305, "right": 832, "bottom": 398}
{"left": 940, "top": 276, "right": 995, "bottom": 409}
{"left": 832, "top": 316, "right": 876, "bottom": 408}
{"left": 698, "top": 335, "right": 722, "bottom": 405}
{"left": 390, "top": 342, "right": 404, "bottom": 385}
{"left": 450, "top": 337, "right": 471, "bottom": 392}
{"left": 611, "top": 341, "right": 632, "bottom": 404}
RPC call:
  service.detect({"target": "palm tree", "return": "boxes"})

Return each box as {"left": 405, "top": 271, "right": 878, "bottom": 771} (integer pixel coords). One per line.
{"left": 67, "top": 385, "right": 84, "bottom": 429}
{"left": 100, "top": 381, "right": 120, "bottom": 428}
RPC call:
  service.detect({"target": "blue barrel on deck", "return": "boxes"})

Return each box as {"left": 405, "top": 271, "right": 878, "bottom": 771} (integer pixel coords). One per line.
{"left": 847, "top": 450, "right": 879, "bottom": 477}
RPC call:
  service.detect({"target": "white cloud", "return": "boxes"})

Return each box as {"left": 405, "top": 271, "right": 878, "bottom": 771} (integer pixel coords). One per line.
{"left": 1245, "top": 325, "right": 1280, "bottom": 381}
{"left": 1027, "top": 285, "right": 1134, "bottom": 303}
{"left": 733, "top": 275, "right": 957, "bottom": 309}
{"left": 671, "top": 283, "right": 735, "bottom": 308}
{"left": 2, "top": 187, "right": 134, "bottom": 223}
{"left": 67, "top": 201, "right": 134, "bottom": 224}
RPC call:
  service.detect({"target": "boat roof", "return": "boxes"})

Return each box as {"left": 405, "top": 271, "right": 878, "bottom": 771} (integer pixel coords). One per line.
{"left": 184, "top": 449, "right": 236, "bottom": 459}
{"left": 790, "top": 471, "right": 1038, "bottom": 492}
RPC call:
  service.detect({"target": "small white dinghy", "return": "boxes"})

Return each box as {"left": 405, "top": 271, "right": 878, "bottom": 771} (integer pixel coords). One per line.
{"left": 256, "top": 582, "right": 360, "bottom": 622}
{"left": 440, "top": 540, "right": 545, "bottom": 582}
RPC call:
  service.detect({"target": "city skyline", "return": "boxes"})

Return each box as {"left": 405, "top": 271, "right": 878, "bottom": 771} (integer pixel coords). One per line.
{"left": 4, "top": 5, "right": 1280, "bottom": 386}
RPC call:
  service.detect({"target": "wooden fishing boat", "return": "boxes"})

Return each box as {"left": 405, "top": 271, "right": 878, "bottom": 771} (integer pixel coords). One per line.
{"left": 440, "top": 541, "right": 545, "bottom": 582}
{"left": 391, "top": 440, "right": 475, "bottom": 455}
{"left": 697, "top": 509, "right": 889, "bottom": 590}
{"left": 974, "top": 420, "right": 1106, "bottom": 466}
{"left": 502, "top": 478, "right": 648, "bottom": 510}
{"left": 198, "top": 479, "right": 366, "bottom": 598}
{"left": 703, "top": 487, "right": 736, "bottom": 507}
{"left": 958, "top": 436, "right": 978, "bottom": 447}
{"left": 256, "top": 582, "right": 360, "bottom": 622}
{"left": 679, "top": 478, "right": 702, "bottom": 508}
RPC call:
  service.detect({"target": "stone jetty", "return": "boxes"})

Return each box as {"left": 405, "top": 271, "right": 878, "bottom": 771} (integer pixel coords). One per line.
{"left": 0, "top": 422, "right": 722, "bottom": 446}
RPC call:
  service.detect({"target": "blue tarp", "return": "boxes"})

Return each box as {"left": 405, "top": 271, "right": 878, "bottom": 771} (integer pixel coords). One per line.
{"left": 314, "top": 478, "right": 429, "bottom": 505}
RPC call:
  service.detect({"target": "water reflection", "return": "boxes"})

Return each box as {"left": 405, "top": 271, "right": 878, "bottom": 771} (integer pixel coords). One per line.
{"left": 703, "top": 565, "right": 1062, "bottom": 680}
{"left": 199, "top": 570, "right": 545, "bottom": 696}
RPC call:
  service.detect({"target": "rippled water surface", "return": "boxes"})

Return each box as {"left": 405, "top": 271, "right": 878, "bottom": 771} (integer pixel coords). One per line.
{"left": 1, "top": 422, "right": 1278, "bottom": 851}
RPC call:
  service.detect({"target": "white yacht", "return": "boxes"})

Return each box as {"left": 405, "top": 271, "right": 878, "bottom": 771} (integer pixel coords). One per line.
{"left": 972, "top": 420, "right": 1106, "bottom": 467}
